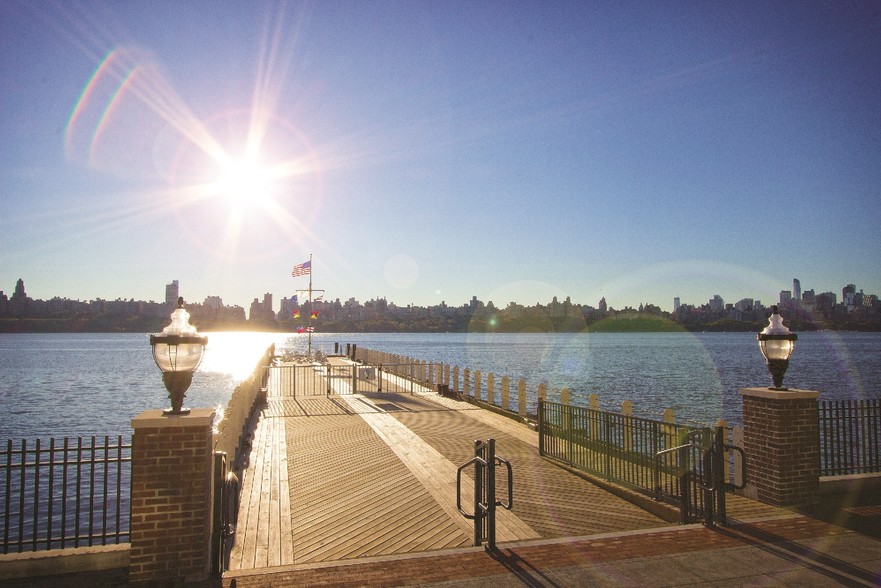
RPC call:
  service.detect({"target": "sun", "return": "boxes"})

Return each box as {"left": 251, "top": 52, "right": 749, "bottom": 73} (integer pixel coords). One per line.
{"left": 214, "top": 156, "right": 276, "bottom": 212}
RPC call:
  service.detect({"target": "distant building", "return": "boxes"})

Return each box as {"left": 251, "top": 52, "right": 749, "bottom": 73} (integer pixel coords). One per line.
{"left": 735, "top": 298, "right": 754, "bottom": 312}
{"left": 9, "top": 278, "right": 29, "bottom": 315}
{"left": 673, "top": 297, "right": 681, "bottom": 312}
{"left": 779, "top": 290, "right": 792, "bottom": 305}
{"left": 278, "top": 296, "right": 297, "bottom": 320}
{"left": 165, "top": 280, "right": 179, "bottom": 306}
{"left": 843, "top": 284, "right": 856, "bottom": 307}
{"left": 709, "top": 295, "right": 724, "bottom": 311}
{"left": 598, "top": 297, "right": 607, "bottom": 312}
{"left": 203, "top": 296, "right": 223, "bottom": 309}
{"left": 793, "top": 278, "right": 801, "bottom": 303}
{"left": 248, "top": 298, "right": 262, "bottom": 321}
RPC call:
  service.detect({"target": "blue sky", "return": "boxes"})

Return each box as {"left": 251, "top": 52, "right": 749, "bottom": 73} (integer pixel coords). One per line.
{"left": 2, "top": 1, "right": 879, "bottom": 313}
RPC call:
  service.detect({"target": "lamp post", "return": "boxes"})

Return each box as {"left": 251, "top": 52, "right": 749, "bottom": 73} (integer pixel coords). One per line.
{"left": 150, "top": 297, "right": 208, "bottom": 415}
{"left": 757, "top": 305, "right": 797, "bottom": 390}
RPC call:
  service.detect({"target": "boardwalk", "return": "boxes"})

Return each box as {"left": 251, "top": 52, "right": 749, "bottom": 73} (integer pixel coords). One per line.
{"left": 226, "top": 358, "right": 783, "bottom": 573}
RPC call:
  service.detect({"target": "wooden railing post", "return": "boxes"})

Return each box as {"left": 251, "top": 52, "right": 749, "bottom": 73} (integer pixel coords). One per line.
{"left": 518, "top": 379, "right": 527, "bottom": 416}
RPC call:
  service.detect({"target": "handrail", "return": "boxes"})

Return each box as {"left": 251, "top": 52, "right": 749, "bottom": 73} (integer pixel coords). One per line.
{"left": 456, "top": 439, "right": 513, "bottom": 550}
{"left": 455, "top": 456, "right": 486, "bottom": 520}
{"left": 495, "top": 456, "right": 513, "bottom": 510}
{"left": 722, "top": 443, "right": 747, "bottom": 490}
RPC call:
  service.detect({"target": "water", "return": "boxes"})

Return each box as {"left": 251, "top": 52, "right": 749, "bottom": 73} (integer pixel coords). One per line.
{"left": 0, "top": 332, "right": 285, "bottom": 440}
{"left": 1, "top": 331, "right": 878, "bottom": 440}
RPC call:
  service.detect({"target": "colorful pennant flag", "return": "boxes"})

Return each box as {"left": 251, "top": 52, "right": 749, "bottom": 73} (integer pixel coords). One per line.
{"left": 297, "top": 326, "right": 304, "bottom": 334}
{"left": 310, "top": 311, "right": 319, "bottom": 319}
{"left": 293, "top": 310, "right": 300, "bottom": 319}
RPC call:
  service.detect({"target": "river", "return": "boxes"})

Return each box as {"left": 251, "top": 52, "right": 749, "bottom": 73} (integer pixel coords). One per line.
{"left": 1, "top": 331, "right": 878, "bottom": 440}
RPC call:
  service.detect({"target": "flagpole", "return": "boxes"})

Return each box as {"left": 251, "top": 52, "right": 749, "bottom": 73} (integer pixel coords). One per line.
{"left": 308, "top": 253, "right": 313, "bottom": 356}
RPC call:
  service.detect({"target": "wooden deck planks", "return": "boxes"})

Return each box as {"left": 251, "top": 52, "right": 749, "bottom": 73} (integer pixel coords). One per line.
{"left": 228, "top": 370, "right": 691, "bottom": 573}
{"left": 342, "top": 394, "right": 541, "bottom": 543}
{"left": 390, "top": 393, "right": 670, "bottom": 538}
{"left": 227, "top": 413, "right": 295, "bottom": 570}
{"left": 283, "top": 407, "right": 470, "bottom": 563}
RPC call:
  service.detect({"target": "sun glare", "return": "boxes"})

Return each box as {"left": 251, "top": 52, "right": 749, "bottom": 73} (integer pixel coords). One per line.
{"left": 215, "top": 157, "right": 276, "bottom": 210}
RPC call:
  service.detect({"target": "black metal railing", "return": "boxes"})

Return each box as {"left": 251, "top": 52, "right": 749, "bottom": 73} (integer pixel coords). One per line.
{"left": 819, "top": 398, "right": 881, "bottom": 477}
{"left": 264, "top": 362, "right": 436, "bottom": 398}
{"left": 539, "top": 400, "right": 695, "bottom": 495}
{"left": 538, "top": 400, "right": 742, "bottom": 525}
{"left": 1, "top": 435, "right": 131, "bottom": 553}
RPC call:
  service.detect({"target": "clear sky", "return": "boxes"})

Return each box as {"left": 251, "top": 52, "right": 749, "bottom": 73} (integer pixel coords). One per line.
{"left": 2, "top": 1, "right": 879, "bottom": 313}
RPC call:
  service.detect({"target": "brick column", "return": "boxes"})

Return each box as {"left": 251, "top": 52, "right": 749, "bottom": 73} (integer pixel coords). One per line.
{"left": 129, "top": 409, "right": 215, "bottom": 585}
{"left": 740, "top": 387, "right": 820, "bottom": 507}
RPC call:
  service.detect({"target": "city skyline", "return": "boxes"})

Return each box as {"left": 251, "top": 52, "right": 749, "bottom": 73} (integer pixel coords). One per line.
{"left": 2, "top": 274, "right": 875, "bottom": 316}
{"left": 2, "top": 3, "right": 880, "bottom": 313}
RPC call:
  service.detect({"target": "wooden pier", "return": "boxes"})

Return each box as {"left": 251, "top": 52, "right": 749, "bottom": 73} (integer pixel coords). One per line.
{"left": 227, "top": 357, "right": 781, "bottom": 572}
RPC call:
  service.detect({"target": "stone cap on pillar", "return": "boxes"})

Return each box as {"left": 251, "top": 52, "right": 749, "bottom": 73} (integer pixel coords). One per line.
{"left": 740, "top": 387, "right": 820, "bottom": 400}
{"left": 132, "top": 408, "right": 216, "bottom": 430}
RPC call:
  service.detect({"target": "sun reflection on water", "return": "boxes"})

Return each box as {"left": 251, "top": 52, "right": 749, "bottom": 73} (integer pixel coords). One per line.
{"left": 197, "top": 331, "right": 287, "bottom": 381}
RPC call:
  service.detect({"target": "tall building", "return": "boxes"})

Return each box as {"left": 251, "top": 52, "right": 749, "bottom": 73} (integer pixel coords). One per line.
{"left": 11, "top": 278, "right": 27, "bottom": 302}
{"left": 673, "top": 297, "right": 681, "bottom": 312}
{"left": 165, "top": 280, "right": 179, "bottom": 306}
{"left": 843, "top": 284, "right": 856, "bottom": 306}
{"left": 793, "top": 278, "right": 801, "bottom": 303}
{"left": 779, "top": 290, "right": 792, "bottom": 305}
{"left": 203, "top": 296, "right": 223, "bottom": 309}
{"left": 598, "top": 297, "right": 607, "bottom": 312}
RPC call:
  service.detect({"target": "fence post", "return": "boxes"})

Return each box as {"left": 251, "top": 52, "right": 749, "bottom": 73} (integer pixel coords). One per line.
{"left": 565, "top": 401, "right": 573, "bottom": 465}
{"left": 501, "top": 376, "right": 510, "bottom": 411}
{"left": 474, "top": 370, "right": 481, "bottom": 402}
{"left": 130, "top": 409, "right": 216, "bottom": 585}
{"left": 518, "top": 379, "right": 527, "bottom": 417}
{"left": 538, "top": 383, "right": 547, "bottom": 405}
{"left": 538, "top": 399, "right": 545, "bottom": 455}
{"left": 487, "top": 373, "right": 495, "bottom": 406}
{"left": 622, "top": 400, "right": 633, "bottom": 452}
{"left": 662, "top": 408, "right": 676, "bottom": 449}
{"left": 464, "top": 369, "right": 471, "bottom": 398}
{"left": 732, "top": 425, "right": 744, "bottom": 489}
{"left": 589, "top": 394, "right": 599, "bottom": 442}
{"left": 714, "top": 425, "right": 727, "bottom": 525}
{"left": 740, "top": 387, "right": 820, "bottom": 507}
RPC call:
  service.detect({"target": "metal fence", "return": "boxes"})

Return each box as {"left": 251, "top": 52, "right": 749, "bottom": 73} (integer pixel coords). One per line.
{"left": 1, "top": 435, "right": 131, "bottom": 554}
{"left": 264, "top": 362, "right": 435, "bottom": 398}
{"left": 538, "top": 400, "right": 728, "bottom": 523}
{"left": 819, "top": 398, "right": 881, "bottom": 477}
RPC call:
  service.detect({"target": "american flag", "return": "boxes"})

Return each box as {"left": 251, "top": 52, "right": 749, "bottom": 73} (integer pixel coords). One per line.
{"left": 291, "top": 260, "right": 311, "bottom": 277}
{"left": 306, "top": 326, "right": 314, "bottom": 332}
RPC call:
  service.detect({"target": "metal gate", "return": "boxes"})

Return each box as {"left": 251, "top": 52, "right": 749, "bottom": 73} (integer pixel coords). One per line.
{"left": 655, "top": 427, "right": 745, "bottom": 526}
{"left": 456, "top": 439, "right": 513, "bottom": 549}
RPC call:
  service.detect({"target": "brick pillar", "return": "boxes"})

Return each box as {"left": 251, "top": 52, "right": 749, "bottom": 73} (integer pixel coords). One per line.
{"left": 740, "top": 387, "right": 820, "bottom": 507}
{"left": 129, "top": 409, "right": 215, "bottom": 585}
